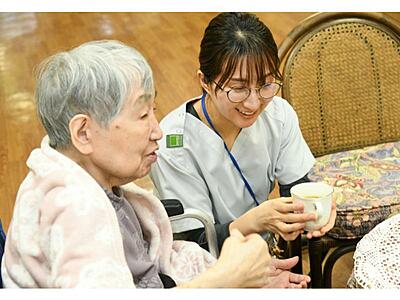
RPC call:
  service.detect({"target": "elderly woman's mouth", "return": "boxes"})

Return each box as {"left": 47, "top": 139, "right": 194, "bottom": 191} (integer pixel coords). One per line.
{"left": 146, "top": 151, "right": 158, "bottom": 162}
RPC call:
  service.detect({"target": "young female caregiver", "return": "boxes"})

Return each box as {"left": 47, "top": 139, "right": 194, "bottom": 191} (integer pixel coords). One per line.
{"left": 150, "top": 12, "right": 336, "bottom": 250}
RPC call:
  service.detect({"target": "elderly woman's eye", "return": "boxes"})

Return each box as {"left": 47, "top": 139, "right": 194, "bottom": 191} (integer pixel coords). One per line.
{"left": 140, "top": 113, "right": 148, "bottom": 119}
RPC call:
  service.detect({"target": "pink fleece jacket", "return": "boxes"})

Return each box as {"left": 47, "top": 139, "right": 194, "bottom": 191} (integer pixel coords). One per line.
{"left": 1, "top": 136, "right": 215, "bottom": 288}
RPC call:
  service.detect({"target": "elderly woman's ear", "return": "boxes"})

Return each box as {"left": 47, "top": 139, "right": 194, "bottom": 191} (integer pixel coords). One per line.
{"left": 69, "top": 114, "right": 95, "bottom": 155}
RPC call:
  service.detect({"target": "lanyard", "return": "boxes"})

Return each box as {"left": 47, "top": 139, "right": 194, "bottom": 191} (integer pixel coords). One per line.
{"left": 200, "top": 92, "right": 260, "bottom": 206}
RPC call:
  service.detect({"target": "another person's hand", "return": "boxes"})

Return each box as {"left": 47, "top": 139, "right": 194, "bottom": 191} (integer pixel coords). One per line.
{"left": 231, "top": 197, "right": 316, "bottom": 241}
{"left": 306, "top": 194, "right": 337, "bottom": 239}
{"left": 264, "top": 256, "right": 310, "bottom": 288}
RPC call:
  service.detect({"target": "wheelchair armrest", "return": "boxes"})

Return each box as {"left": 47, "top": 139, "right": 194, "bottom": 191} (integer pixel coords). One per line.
{"left": 169, "top": 208, "right": 219, "bottom": 258}
{"left": 161, "top": 199, "right": 184, "bottom": 217}
{"left": 161, "top": 199, "right": 219, "bottom": 258}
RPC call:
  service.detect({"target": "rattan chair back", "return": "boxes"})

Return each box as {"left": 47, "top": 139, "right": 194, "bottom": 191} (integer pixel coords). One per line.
{"left": 279, "top": 12, "right": 400, "bottom": 157}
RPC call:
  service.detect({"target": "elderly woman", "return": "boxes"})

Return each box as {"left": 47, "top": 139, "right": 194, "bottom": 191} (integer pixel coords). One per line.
{"left": 1, "top": 40, "right": 310, "bottom": 288}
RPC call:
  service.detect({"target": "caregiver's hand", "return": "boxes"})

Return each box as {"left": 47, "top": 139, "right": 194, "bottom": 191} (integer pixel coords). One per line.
{"left": 264, "top": 256, "right": 310, "bottom": 288}
{"left": 306, "top": 194, "right": 337, "bottom": 239}
{"left": 230, "top": 197, "right": 316, "bottom": 241}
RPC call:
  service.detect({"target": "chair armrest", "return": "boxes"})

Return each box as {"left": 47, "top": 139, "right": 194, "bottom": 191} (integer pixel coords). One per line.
{"left": 169, "top": 208, "right": 219, "bottom": 258}
{"left": 161, "top": 199, "right": 219, "bottom": 258}
{"left": 161, "top": 199, "right": 184, "bottom": 217}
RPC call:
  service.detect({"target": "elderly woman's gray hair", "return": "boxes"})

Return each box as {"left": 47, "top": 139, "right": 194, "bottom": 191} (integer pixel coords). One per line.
{"left": 35, "top": 40, "right": 155, "bottom": 148}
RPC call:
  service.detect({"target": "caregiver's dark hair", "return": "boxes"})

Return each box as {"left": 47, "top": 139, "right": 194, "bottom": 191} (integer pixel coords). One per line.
{"left": 199, "top": 12, "right": 282, "bottom": 91}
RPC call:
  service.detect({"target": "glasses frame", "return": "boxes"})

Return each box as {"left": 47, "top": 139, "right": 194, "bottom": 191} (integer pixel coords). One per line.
{"left": 212, "top": 80, "right": 283, "bottom": 103}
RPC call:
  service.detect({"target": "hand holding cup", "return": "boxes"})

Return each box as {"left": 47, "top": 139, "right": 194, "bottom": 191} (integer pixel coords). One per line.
{"left": 290, "top": 182, "right": 336, "bottom": 238}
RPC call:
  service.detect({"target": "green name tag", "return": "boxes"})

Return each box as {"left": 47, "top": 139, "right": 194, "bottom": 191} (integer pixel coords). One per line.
{"left": 166, "top": 134, "right": 183, "bottom": 148}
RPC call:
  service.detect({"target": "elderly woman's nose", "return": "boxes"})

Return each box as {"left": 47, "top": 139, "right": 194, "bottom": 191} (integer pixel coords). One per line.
{"left": 151, "top": 118, "right": 163, "bottom": 141}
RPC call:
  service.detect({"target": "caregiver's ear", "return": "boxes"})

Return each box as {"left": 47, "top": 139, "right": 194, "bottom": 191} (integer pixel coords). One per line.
{"left": 197, "top": 70, "right": 212, "bottom": 94}
{"left": 69, "top": 114, "right": 95, "bottom": 155}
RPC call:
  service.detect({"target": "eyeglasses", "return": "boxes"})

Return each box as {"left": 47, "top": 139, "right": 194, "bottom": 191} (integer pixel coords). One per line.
{"left": 213, "top": 81, "right": 282, "bottom": 103}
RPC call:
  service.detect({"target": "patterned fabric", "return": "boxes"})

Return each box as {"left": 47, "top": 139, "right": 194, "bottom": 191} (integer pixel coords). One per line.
{"left": 347, "top": 271, "right": 363, "bottom": 288}
{"left": 1, "top": 136, "right": 216, "bottom": 288}
{"left": 104, "top": 187, "right": 163, "bottom": 288}
{"left": 0, "top": 219, "right": 5, "bottom": 288}
{"left": 351, "top": 213, "right": 400, "bottom": 288}
{"left": 308, "top": 141, "right": 400, "bottom": 239}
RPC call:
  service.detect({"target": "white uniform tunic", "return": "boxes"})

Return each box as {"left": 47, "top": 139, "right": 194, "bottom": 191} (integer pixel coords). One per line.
{"left": 150, "top": 96, "right": 315, "bottom": 233}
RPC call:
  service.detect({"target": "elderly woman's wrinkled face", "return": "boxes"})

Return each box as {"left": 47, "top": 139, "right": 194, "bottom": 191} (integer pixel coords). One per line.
{"left": 89, "top": 88, "right": 162, "bottom": 186}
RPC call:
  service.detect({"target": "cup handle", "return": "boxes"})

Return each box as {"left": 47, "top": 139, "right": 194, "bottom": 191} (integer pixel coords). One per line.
{"left": 313, "top": 202, "right": 323, "bottom": 220}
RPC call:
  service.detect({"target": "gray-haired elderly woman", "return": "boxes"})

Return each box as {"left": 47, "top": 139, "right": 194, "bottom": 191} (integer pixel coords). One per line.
{"left": 1, "top": 40, "right": 310, "bottom": 288}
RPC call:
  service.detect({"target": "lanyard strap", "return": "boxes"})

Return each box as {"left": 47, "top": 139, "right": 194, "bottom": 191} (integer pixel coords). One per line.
{"left": 201, "top": 92, "right": 260, "bottom": 206}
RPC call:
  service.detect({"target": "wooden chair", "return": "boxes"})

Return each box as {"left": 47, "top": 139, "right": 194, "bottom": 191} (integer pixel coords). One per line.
{"left": 278, "top": 12, "right": 400, "bottom": 287}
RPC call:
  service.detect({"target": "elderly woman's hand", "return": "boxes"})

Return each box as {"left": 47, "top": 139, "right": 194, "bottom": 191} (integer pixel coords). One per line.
{"left": 179, "top": 229, "right": 273, "bottom": 288}
{"left": 306, "top": 194, "right": 337, "bottom": 239}
{"left": 264, "top": 256, "right": 310, "bottom": 288}
{"left": 180, "top": 229, "right": 310, "bottom": 288}
{"left": 214, "top": 229, "right": 272, "bottom": 288}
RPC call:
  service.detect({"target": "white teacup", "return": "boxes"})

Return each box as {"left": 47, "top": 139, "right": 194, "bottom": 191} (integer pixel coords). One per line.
{"left": 290, "top": 182, "right": 333, "bottom": 232}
